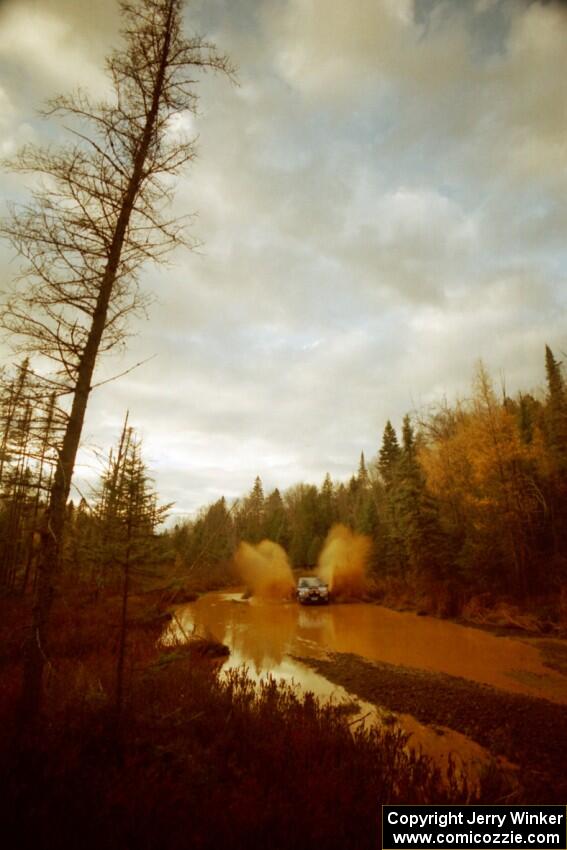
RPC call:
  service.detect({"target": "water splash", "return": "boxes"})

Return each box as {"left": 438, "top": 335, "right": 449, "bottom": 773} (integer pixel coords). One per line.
{"left": 234, "top": 539, "right": 295, "bottom": 600}
{"left": 317, "top": 524, "right": 371, "bottom": 597}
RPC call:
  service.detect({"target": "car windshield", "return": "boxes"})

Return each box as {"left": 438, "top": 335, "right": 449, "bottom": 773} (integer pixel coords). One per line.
{"left": 298, "top": 577, "right": 323, "bottom": 588}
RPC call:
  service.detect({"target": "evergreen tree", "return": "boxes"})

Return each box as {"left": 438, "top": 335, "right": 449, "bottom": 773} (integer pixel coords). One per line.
{"left": 351, "top": 453, "right": 376, "bottom": 535}
{"left": 92, "top": 415, "right": 170, "bottom": 715}
{"left": 541, "top": 345, "right": 567, "bottom": 566}
{"left": 347, "top": 474, "right": 360, "bottom": 512}
{"left": 189, "top": 498, "right": 235, "bottom": 567}
{"left": 238, "top": 476, "right": 265, "bottom": 542}
{"left": 357, "top": 452, "right": 369, "bottom": 488}
{"left": 517, "top": 393, "right": 540, "bottom": 445}
{"left": 286, "top": 483, "right": 320, "bottom": 566}
{"left": 319, "top": 473, "right": 336, "bottom": 531}
{"left": 355, "top": 487, "right": 378, "bottom": 537}
{"left": 250, "top": 476, "right": 265, "bottom": 513}
{"left": 397, "top": 415, "right": 445, "bottom": 582}
{"left": 204, "top": 497, "right": 235, "bottom": 561}
{"left": 334, "top": 481, "right": 351, "bottom": 526}
{"left": 544, "top": 345, "right": 567, "bottom": 468}
{"left": 263, "top": 488, "right": 290, "bottom": 547}
{"left": 373, "top": 421, "right": 406, "bottom": 575}
{"left": 92, "top": 415, "right": 170, "bottom": 585}
{"left": 378, "top": 421, "right": 401, "bottom": 486}
{"left": 401, "top": 415, "right": 417, "bottom": 464}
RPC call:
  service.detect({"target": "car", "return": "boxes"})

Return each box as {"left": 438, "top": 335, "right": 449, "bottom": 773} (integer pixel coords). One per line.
{"left": 296, "top": 576, "right": 330, "bottom": 605}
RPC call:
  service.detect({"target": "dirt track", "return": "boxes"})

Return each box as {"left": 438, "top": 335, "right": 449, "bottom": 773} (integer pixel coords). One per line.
{"left": 296, "top": 651, "right": 567, "bottom": 801}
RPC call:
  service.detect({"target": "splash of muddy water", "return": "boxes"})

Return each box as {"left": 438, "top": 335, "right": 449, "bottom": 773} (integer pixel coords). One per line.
{"left": 317, "top": 524, "right": 371, "bottom": 596}
{"left": 234, "top": 539, "right": 295, "bottom": 600}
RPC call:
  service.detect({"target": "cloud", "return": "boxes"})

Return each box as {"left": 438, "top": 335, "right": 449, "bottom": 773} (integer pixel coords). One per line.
{"left": 265, "top": 0, "right": 414, "bottom": 98}
{"left": 1, "top": 0, "right": 566, "bottom": 516}
{"left": 0, "top": 2, "right": 114, "bottom": 97}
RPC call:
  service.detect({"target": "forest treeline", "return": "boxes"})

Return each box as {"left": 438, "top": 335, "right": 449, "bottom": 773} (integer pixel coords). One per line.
{"left": 168, "top": 347, "right": 567, "bottom": 611}
{"left": 1, "top": 346, "right": 566, "bottom": 614}
{"left": 0, "top": 369, "right": 168, "bottom": 599}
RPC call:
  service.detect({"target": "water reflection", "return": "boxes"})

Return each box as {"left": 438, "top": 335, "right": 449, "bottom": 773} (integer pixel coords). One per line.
{"left": 165, "top": 592, "right": 537, "bottom": 782}
{"left": 168, "top": 592, "right": 567, "bottom": 704}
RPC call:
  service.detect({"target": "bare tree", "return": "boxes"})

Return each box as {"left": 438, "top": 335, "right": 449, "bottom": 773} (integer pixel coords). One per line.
{"left": 0, "top": 362, "right": 62, "bottom": 595}
{"left": 1, "top": 0, "right": 233, "bottom": 721}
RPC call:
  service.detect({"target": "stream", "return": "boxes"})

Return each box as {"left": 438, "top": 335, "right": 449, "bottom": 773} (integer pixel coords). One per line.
{"left": 164, "top": 592, "right": 567, "bottom": 783}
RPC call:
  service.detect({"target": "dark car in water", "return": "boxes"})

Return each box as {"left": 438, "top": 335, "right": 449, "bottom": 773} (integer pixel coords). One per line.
{"left": 296, "top": 576, "right": 330, "bottom": 605}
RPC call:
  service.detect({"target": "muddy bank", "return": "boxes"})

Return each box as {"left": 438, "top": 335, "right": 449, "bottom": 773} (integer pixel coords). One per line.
{"left": 297, "top": 651, "right": 567, "bottom": 800}
{"left": 530, "top": 639, "right": 567, "bottom": 676}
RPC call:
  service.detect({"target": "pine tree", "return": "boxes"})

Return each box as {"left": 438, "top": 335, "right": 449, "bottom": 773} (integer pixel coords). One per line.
{"left": 357, "top": 452, "right": 369, "bottom": 488}
{"left": 544, "top": 345, "right": 567, "bottom": 469}
{"left": 286, "top": 483, "right": 320, "bottom": 566}
{"left": 378, "top": 421, "right": 401, "bottom": 486}
{"left": 92, "top": 415, "right": 170, "bottom": 716}
{"left": 355, "top": 488, "right": 378, "bottom": 537}
{"left": 334, "top": 481, "right": 351, "bottom": 526}
{"left": 238, "top": 476, "right": 265, "bottom": 543}
{"left": 250, "top": 476, "right": 265, "bottom": 512}
{"left": 397, "top": 415, "right": 445, "bottom": 582}
{"left": 351, "top": 453, "right": 375, "bottom": 535}
{"left": 517, "top": 393, "right": 540, "bottom": 445}
{"left": 541, "top": 345, "right": 567, "bottom": 566}
{"left": 319, "top": 473, "right": 335, "bottom": 525}
{"left": 401, "top": 415, "right": 417, "bottom": 464}
{"left": 373, "top": 421, "right": 406, "bottom": 575}
{"left": 193, "top": 498, "right": 235, "bottom": 568}
{"left": 263, "top": 489, "right": 290, "bottom": 546}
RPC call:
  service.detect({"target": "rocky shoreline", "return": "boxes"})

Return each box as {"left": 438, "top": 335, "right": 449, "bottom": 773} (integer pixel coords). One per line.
{"left": 296, "top": 651, "right": 567, "bottom": 801}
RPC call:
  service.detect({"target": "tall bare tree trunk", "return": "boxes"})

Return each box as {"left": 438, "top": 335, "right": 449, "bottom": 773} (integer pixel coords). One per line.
{"left": 115, "top": 522, "right": 132, "bottom": 721}
{"left": 19, "top": 4, "right": 176, "bottom": 723}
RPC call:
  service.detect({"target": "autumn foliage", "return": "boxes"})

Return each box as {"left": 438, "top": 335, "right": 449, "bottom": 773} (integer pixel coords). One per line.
{"left": 170, "top": 348, "right": 567, "bottom": 623}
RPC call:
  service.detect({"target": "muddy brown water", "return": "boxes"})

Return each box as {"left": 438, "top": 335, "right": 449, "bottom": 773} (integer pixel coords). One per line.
{"left": 164, "top": 592, "right": 567, "bottom": 779}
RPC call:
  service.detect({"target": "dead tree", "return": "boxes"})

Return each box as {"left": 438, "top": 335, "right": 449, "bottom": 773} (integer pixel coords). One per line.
{"left": 0, "top": 363, "right": 60, "bottom": 594}
{"left": 1, "top": 0, "right": 233, "bottom": 721}
{"left": 20, "top": 391, "right": 58, "bottom": 596}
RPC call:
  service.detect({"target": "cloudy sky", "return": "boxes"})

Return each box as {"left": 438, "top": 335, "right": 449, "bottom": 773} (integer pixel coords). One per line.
{"left": 1, "top": 0, "right": 566, "bottom": 518}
